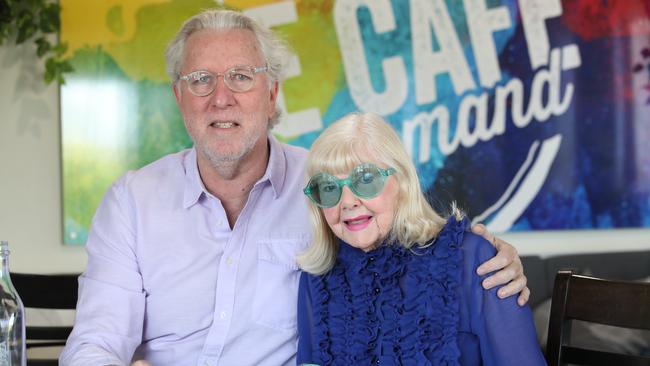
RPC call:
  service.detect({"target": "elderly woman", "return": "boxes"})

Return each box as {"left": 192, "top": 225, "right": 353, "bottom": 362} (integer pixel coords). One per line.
{"left": 296, "top": 112, "right": 546, "bottom": 365}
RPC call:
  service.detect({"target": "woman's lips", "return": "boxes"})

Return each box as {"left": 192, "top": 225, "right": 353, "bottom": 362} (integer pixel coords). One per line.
{"left": 344, "top": 215, "right": 373, "bottom": 231}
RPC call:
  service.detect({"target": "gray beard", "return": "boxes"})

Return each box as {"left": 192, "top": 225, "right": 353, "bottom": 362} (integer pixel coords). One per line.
{"left": 184, "top": 112, "right": 269, "bottom": 179}
{"left": 200, "top": 137, "right": 257, "bottom": 180}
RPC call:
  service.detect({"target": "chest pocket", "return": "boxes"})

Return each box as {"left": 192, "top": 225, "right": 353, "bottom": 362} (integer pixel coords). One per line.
{"left": 253, "top": 238, "right": 308, "bottom": 330}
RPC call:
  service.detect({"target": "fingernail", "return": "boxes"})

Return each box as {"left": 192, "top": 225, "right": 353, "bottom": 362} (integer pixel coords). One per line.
{"left": 482, "top": 279, "right": 492, "bottom": 288}
{"left": 498, "top": 289, "right": 506, "bottom": 298}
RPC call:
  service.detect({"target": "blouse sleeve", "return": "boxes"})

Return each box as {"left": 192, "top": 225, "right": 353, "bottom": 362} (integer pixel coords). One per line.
{"left": 297, "top": 271, "right": 315, "bottom": 365}
{"left": 460, "top": 233, "right": 547, "bottom": 366}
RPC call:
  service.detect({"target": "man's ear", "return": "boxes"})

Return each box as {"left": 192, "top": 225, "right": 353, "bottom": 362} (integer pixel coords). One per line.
{"left": 268, "top": 81, "right": 280, "bottom": 119}
{"left": 172, "top": 82, "right": 182, "bottom": 104}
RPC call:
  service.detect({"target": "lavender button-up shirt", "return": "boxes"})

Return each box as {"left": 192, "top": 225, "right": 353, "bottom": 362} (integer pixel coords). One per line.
{"left": 60, "top": 136, "right": 311, "bottom": 366}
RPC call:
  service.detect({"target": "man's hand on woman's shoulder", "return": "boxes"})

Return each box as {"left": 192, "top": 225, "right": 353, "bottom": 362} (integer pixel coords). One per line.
{"left": 471, "top": 223, "right": 530, "bottom": 306}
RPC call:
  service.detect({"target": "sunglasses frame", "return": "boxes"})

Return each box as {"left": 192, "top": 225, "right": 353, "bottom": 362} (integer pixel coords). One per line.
{"left": 303, "top": 163, "right": 396, "bottom": 208}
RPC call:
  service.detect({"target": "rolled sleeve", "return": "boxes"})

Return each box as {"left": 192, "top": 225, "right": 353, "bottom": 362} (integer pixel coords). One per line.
{"left": 60, "top": 176, "right": 146, "bottom": 365}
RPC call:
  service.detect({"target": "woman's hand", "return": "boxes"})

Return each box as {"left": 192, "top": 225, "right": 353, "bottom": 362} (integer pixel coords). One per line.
{"left": 472, "top": 223, "right": 530, "bottom": 306}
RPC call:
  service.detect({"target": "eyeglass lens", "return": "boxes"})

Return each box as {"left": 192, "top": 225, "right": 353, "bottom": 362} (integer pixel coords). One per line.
{"left": 183, "top": 67, "right": 261, "bottom": 96}
{"left": 307, "top": 164, "right": 389, "bottom": 208}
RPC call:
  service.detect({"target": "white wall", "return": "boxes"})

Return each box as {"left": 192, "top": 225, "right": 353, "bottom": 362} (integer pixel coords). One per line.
{"left": 0, "top": 43, "right": 86, "bottom": 273}
{"left": 0, "top": 43, "right": 649, "bottom": 275}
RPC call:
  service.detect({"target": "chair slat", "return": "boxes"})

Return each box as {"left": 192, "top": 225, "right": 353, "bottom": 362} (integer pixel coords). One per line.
{"left": 565, "top": 275, "right": 650, "bottom": 329}
{"left": 27, "top": 360, "right": 59, "bottom": 366}
{"left": 546, "top": 270, "right": 650, "bottom": 366}
{"left": 26, "top": 325, "right": 73, "bottom": 341}
{"left": 11, "top": 273, "right": 79, "bottom": 309}
{"left": 563, "top": 346, "right": 650, "bottom": 366}
{"left": 9, "top": 272, "right": 80, "bottom": 364}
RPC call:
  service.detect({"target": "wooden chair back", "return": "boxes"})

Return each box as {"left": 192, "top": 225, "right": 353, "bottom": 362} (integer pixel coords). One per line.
{"left": 546, "top": 269, "right": 650, "bottom": 366}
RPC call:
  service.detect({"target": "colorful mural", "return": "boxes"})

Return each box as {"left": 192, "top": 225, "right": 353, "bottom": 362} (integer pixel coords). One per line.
{"left": 61, "top": 0, "right": 650, "bottom": 244}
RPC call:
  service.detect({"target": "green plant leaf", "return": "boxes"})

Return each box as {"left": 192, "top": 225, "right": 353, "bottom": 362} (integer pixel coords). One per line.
{"left": 24, "top": 0, "right": 45, "bottom": 8}
{"left": 0, "top": 0, "right": 12, "bottom": 25}
{"left": 44, "top": 56, "right": 57, "bottom": 84}
{"left": 16, "top": 9, "right": 36, "bottom": 44}
{"left": 44, "top": 56, "right": 74, "bottom": 85}
{"left": 52, "top": 41, "right": 67, "bottom": 57}
{"left": 16, "top": 24, "right": 36, "bottom": 44}
{"left": 2, "top": 0, "right": 72, "bottom": 84}
{"left": 62, "top": 61, "right": 74, "bottom": 73}
{"left": 35, "top": 36, "right": 50, "bottom": 57}
{"left": 39, "top": 2, "right": 60, "bottom": 33}
{"left": 0, "top": 26, "right": 8, "bottom": 45}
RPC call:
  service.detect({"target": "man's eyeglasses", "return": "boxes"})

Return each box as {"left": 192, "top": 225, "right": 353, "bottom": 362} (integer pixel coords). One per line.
{"left": 178, "top": 65, "right": 268, "bottom": 96}
{"left": 303, "top": 163, "right": 396, "bottom": 208}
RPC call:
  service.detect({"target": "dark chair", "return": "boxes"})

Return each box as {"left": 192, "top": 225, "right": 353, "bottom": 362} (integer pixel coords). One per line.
{"left": 10, "top": 272, "right": 80, "bottom": 366}
{"left": 546, "top": 269, "right": 650, "bottom": 366}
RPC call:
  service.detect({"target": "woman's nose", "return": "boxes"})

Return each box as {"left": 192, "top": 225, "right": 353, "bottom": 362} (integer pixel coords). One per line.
{"left": 339, "top": 186, "right": 360, "bottom": 209}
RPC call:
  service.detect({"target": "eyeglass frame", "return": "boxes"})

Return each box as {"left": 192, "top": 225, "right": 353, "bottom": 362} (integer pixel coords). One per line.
{"left": 177, "top": 64, "right": 269, "bottom": 96}
{"left": 303, "top": 163, "right": 397, "bottom": 208}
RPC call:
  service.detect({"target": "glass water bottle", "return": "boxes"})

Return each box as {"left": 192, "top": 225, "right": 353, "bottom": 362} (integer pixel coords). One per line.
{"left": 0, "top": 241, "right": 26, "bottom": 366}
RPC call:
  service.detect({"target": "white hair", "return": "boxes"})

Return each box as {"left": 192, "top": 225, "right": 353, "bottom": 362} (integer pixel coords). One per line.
{"left": 297, "top": 112, "right": 461, "bottom": 275}
{"left": 165, "top": 9, "right": 292, "bottom": 127}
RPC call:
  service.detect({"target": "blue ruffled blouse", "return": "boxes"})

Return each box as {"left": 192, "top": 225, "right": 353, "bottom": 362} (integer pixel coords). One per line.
{"left": 297, "top": 217, "right": 547, "bottom": 365}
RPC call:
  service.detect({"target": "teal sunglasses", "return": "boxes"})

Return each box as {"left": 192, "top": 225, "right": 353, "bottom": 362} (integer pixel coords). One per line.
{"left": 303, "top": 163, "right": 396, "bottom": 208}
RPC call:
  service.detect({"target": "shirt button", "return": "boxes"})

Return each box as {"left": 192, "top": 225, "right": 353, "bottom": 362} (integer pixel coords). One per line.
{"left": 374, "top": 287, "right": 380, "bottom": 294}
{"left": 226, "top": 258, "right": 233, "bottom": 265}
{"left": 220, "top": 311, "right": 227, "bottom": 319}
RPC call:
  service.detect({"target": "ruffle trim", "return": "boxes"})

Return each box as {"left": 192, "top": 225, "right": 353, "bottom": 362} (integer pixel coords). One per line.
{"left": 308, "top": 216, "right": 468, "bottom": 365}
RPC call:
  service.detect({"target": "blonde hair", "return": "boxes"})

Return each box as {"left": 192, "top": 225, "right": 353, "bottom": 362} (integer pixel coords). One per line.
{"left": 297, "top": 112, "right": 454, "bottom": 275}
{"left": 165, "top": 9, "right": 291, "bottom": 127}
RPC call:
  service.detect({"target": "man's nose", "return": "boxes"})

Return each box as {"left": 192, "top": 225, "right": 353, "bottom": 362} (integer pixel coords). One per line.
{"left": 209, "top": 76, "right": 236, "bottom": 108}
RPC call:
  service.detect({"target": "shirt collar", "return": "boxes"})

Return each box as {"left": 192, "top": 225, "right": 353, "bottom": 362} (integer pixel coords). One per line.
{"left": 182, "top": 148, "right": 204, "bottom": 208}
{"left": 182, "top": 133, "right": 287, "bottom": 208}
{"left": 263, "top": 133, "right": 287, "bottom": 198}
{"left": 336, "top": 239, "right": 407, "bottom": 279}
